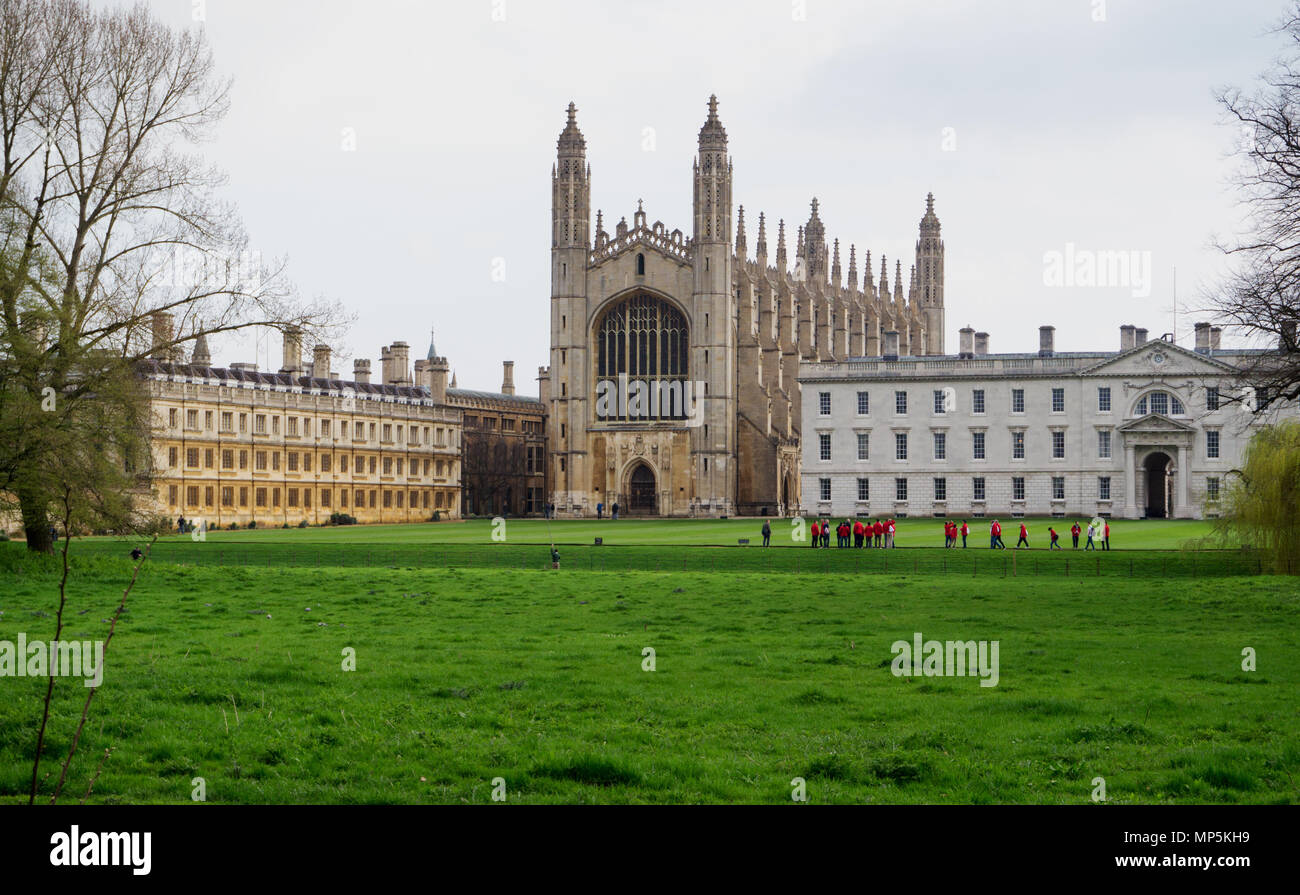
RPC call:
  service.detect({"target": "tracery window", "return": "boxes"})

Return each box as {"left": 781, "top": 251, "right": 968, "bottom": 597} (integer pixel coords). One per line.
{"left": 595, "top": 293, "right": 689, "bottom": 420}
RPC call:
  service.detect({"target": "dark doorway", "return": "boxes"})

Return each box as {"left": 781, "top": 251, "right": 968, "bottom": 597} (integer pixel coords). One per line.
{"left": 781, "top": 475, "right": 789, "bottom": 516}
{"left": 628, "top": 464, "right": 656, "bottom": 514}
{"left": 1144, "top": 451, "right": 1172, "bottom": 518}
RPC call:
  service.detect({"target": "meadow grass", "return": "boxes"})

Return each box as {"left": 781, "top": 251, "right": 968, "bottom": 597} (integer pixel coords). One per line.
{"left": 0, "top": 539, "right": 1295, "bottom": 805}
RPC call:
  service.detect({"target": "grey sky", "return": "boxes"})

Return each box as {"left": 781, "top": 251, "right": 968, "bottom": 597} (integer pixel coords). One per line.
{"left": 146, "top": 0, "right": 1287, "bottom": 393}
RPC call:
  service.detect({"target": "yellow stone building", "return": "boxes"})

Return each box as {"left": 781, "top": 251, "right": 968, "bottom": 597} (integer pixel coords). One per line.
{"left": 144, "top": 318, "right": 462, "bottom": 529}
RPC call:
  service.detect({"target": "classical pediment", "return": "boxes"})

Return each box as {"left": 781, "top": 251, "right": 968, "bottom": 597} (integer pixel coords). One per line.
{"left": 1078, "top": 340, "right": 1238, "bottom": 377}
{"left": 1116, "top": 413, "right": 1196, "bottom": 433}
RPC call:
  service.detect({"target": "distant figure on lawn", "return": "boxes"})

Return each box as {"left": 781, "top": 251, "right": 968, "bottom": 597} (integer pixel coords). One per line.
{"left": 886, "top": 518, "right": 896, "bottom": 548}
{"left": 990, "top": 519, "right": 1006, "bottom": 549}
{"left": 1016, "top": 522, "right": 1029, "bottom": 549}
{"left": 960, "top": 520, "right": 969, "bottom": 548}
{"left": 1103, "top": 520, "right": 1111, "bottom": 551}
{"left": 853, "top": 518, "right": 865, "bottom": 548}
{"left": 1071, "top": 522, "right": 1081, "bottom": 549}
{"left": 761, "top": 519, "right": 771, "bottom": 547}
{"left": 550, "top": 547, "right": 560, "bottom": 569}
{"left": 131, "top": 547, "right": 143, "bottom": 561}
{"left": 1085, "top": 523, "right": 1096, "bottom": 550}
{"left": 177, "top": 515, "right": 185, "bottom": 534}
{"left": 596, "top": 502, "right": 603, "bottom": 520}
{"left": 821, "top": 519, "right": 831, "bottom": 548}
{"left": 873, "top": 519, "right": 884, "bottom": 547}
{"left": 1049, "top": 527, "right": 1061, "bottom": 549}
{"left": 809, "top": 520, "right": 820, "bottom": 547}
{"left": 612, "top": 502, "right": 619, "bottom": 520}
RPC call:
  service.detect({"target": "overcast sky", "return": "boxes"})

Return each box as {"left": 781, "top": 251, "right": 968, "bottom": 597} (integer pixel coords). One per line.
{"left": 145, "top": 0, "right": 1289, "bottom": 394}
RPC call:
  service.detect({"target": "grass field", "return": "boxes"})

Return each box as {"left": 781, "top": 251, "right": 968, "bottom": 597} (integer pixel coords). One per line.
{"left": 1, "top": 519, "right": 1296, "bottom": 805}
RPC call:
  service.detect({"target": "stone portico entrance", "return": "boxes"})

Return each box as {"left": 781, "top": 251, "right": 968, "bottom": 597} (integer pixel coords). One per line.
{"left": 1118, "top": 415, "right": 1196, "bottom": 519}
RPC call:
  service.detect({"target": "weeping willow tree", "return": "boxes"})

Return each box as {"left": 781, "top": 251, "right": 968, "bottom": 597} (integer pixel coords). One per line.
{"left": 1216, "top": 420, "right": 1300, "bottom": 574}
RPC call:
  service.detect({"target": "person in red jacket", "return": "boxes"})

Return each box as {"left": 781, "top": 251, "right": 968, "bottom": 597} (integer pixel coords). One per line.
{"left": 960, "top": 519, "right": 969, "bottom": 548}
{"left": 886, "top": 518, "right": 896, "bottom": 548}
{"left": 1016, "top": 522, "right": 1029, "bottom": 548}
{"left": 1071, "top": 521, "right": 1081, "bottom": 549}
{"left": 945, "top": 521, "right": 955, "bottom": 548}
{"left": 1049, "top": 526, "right": 1061, "bottom": 549}
{"left": 991, "top": 519, "right": 1006, "bottom": 549}
{"left": 1103, "top": 520, "right": 1111, "bottom": 551}
{"left": 853, "top": 518, "right": 865, "bottom": 548}
{"left": 809, "top": 520, "right": 820, "bottom": 547}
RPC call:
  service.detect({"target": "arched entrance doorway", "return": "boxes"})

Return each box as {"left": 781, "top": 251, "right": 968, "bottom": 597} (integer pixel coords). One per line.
{"left": 627, "top": 463, "right": 657, "bottom": 514}
{"left": 1144, "top": 451, "right": 1173, "bottom": 518}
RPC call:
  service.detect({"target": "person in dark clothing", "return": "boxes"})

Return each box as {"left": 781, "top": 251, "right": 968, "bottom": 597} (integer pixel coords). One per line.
{"left": 177, "top": 515, "right": 185, "bottom": 534}
{"left": 822, "top": 520, "right": 831, "bottom": 548}
{"left": 550, "top": 547, "right": 560, "bottom": 569}
{"left": 612, "top": 502, "right": 619, "bottom": 520}
{"left": 130, "top": 547, "right": 143, "bottom": 561}
{"left": 596, "top": 502, "right": 603, "bottom": 519}
{"left": 761, "top": 520, "right": 771, "bottom": 547}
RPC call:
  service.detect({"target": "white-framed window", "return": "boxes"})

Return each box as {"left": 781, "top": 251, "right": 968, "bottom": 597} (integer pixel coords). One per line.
{"left": 895, "top": 432, "right": 908, "bottom": 461}
{"left": 1136, "top": 391, "right": 1185, "bottom": 416}
{"left": 819, "top": 392, "right": 831, "bottom": 416}
{"left": 1012, "top": 476, "right": 1025, "bottom": 501}
{"left": 895, "top": 390, "right": 908, "bottom": 415}
{"left": 895, "top": 477, "right": 908, "bottom": 501}
{"left": 857, "top": 478, "right": 870, "bottom": 501}
{"left": 1206, "top": 476, "right": 1219, "bottom": 501}
{"left": 933, "top": 431, "right": 946, "bottom": 460}
{"left": 972, "top": 431, "right": 985, "bottom": 460}
{"left": 819, "top": 478, "right": 831, "bottom": 501}
{"left": 1012, "top": 431, "right": 1025, "bottom": 460}
{"left": 1099, "top": 476, "right": 1111, "bottom": 501}
{"left": 1011, "top": 388, "right": 1025, "bottom": 414}
{"left": 819, "top": 432, "right": 831, "bottom": 461}
{"left": 1098, "top": 386, "right": 1111, "bottom": 412}
{"left": 1207, "top": 430, "right": 1220, "bottom": 459}
{"left": 857, "top": 391, "right": 870, "bottom": 415}
{"left": 1097, "top": 429, "right": 1112, "bottom": 459}
{"left": 856, "top": 432, "right": 869, "bottom": 461}
{"left": 933, "top": 389, "right": 947, "bottom": 414}
{"left": 1051, "top": 388, "right": 1065, "bottom": 413}
{"left": 972, "top": 389, "right": 985, "bottom": 415}
{"left": 1052, "top": 476, "right": 1065, "bottom": 500}
{"left": 934, "top": 477, "right": 947, "bottom": 501}
{"left": 1206, "top": 386, "right": 1220, "bottom": 411}
{"left": 1052, "top": 430, "right": 1065, "bottom": 459}
{"left": 973, "top": 476, "right": 985, "bottom": 502}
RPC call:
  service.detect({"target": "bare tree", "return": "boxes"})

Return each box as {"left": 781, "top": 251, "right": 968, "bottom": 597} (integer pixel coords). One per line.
{"left": 1212, "top": 2, "right": 1300, "bottom": 407}
{"left": 0, "top": 0, "right": 346, "bottom": 551}
{"left": 462, "top": 431, "right": 526, "bottom": 516}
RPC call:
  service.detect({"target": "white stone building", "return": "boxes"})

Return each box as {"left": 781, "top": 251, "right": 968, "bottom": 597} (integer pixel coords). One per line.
{"left": 799, "top": 322, "right": 1294, "bottom": 520}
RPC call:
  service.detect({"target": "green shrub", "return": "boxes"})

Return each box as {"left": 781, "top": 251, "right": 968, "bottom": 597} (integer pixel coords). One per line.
{"left": 247, "top": 520, "right": 257, "bottom": 529}
{"left": 297, "top": 520, "right": 309, "bottom": 528}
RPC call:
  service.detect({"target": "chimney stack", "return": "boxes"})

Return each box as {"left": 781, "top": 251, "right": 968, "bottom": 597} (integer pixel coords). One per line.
{"left": 958, "top": 326, "right": 975, "bottom": 359}
{"left": 974, "top": 332, "right": 989, "bottom": 356}
{"left": 883, "top": 330, "right": 900, "bottom": 361}
{"left": 150, "top": 311, "right": 174, "bottom": 361}
{"left": 1038, "top": 325, "right": 1055, "bottom": 357}
{"left": 387, "top": 342, "right": 411, "bottom": 386}
{"left": 280, "top": 327, "right": 303, "bottom": 374}
{"left": 1120, "top": 324, "right": 1136, "bottom": 352}
{"left": 312, "top": 345, "right": 331, "bottom": 379}
{"left": 1194, "top": 322, "right": 1211, "bottom": 354}
{"left": 1210, "top": 326, "right": 1222, "bottom": 350}
{"left": 501, "top": 360, "right": 515, "bottom": 395}
{"left": 353, "top": 359, "right": 371, "bottom": 384}
{"left": 1135, "top": 327, "right": 1148, "bottom": 346}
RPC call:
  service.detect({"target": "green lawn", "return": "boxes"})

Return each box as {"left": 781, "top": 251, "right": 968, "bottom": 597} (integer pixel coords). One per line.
{"left": 120, "top": 516, "right": 1220, "bottom": 550}
{"left": 0, "top": 539, "right": 1295, "bottom": 804}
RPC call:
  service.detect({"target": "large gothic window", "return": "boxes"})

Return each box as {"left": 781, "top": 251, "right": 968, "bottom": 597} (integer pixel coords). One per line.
{"left": 594, "top": 293, "right": 689, "bottom": 421}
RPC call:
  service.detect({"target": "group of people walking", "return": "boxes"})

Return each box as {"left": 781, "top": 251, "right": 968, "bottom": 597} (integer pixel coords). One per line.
{"left": 979, "top": 518, "right": 1110, "bottom": 550}
{"left": 805, "top": 518, "right": 896, "bottom": 548}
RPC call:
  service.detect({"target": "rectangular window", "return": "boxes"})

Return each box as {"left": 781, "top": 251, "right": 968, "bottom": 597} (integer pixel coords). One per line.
{"left": 168, "top": 446, "right": 178, "bottom": 468}
{"left": 857, "top": 478, "right": 869, "bottom": 501}
{"left": 168, "top": 408, "right": 178, "bottom": 428}
{"left": 288, "top": 417, "right": 298, "bottom": 436}
{"left": 895, "top": 390, "right": 907, "bottom": 414}
{"left": 239, "top": 487, "right": 248, "bottom": 507}
{"left": 168, "top": 485, "right": 178, "bottom": 506}
{"left": 239, "top": 450, "right": 248, "bottom": 470}
{"left": 972, "top": 389, "right": 985, "bottom": 415}
{"left": 186, "top": 485, "right": 198, "bottom": 506}
{"left": 1206, "top": 386, "right": 1219, "bottom": 411}
{"left": 340, "top": 455, "right": 349, "bottom": 473}
{"left": 973, "top": 476, "right": 985, "bottom": 502}
{"left": 384, "top": 489, "right": 394, "bottom": 508}
{"left": 933, "top": 431, "right": 946, "bottom": 460}
{"left": 1012, "top": 431, "right": 1025, "bottom": 460}
{"left": 255, "top": 414, "right": 266, "bottom": 434}
{"left": 895, "top": 432, "right": 908, "bottom": 461}
{"left": 933, "top": 389, "right": 947, "bottom": 414}
{"left": 819, "top": 392, "right": 831, "bottom": 416}
{"left": 1052, "top": 476, "right": 1065, "bottom": 500}
{"left": 221, "top": 486, "right": 234, "bottom": 507}
{"left": 287, "top": 488, "right": 298, "bottom": 508}
{"left": 288, "top": 452, "right": 299, "bottom": 471}
{"left": 383, "top": 456, "right": 393, "bottom": 474}
{"left": 934, "top": 477, "right": 946, "bottom": 502}
{"left": 222, "top": 449, "right": 234, "bottom": 470}
{"left": 1098, "top": 386, "right": 1111, "bottom": 412}
{"left": 857, "top": 391, "right": 870, "bottom": 415}
{"left": 1012, "top": 476, "right": 1025, "bottom": 501}
{"left": 819, "top": 477, "right": 831, "bottom": 501}
{"left": 220, "top": 411, "right": 233, "bottom": 433}
{"left": 856, "top": 432, "right": 869, "bottom": 461}
{"left": 186, "top": 409, "right": 198, "bottom": 429}
{"left": 304, "top": 453, "right": 312, "bottom": 472}
{"left": 355, "top": 421, "right": 365, "bottom": 440}
{"left": 1150, "top": 392, "right": 1169, "bottom": 415}
{"left": 256, "top": 451, "right": 267, "bottom": 471}
{"left": 1099, "top": 476, "right": 1111, "bottom": 501}
{"left": 895, "top": 477, "right": 908, "bottom": 501}
{"left": 972, "top": 431, "right": 985, "bottom": 460}
{"left": 1011, "top": 388, "right": 1025, "bottom": 413}
{"left": 256, "top": 487, "right": 267, "bottom": 507}
{"left": 1207, "top": 430, "right": 1220, "bottom": 458}
{"left": 1206, "top": 476, "right": 1219, "bottom": 501}
{"left": 204, "top": 448, "right": 214, "bottom": 468}
{"left": 272, "top": 452, "right": 280, "bottom": 471}
{"left": 321, "top": 488, "right": 331, "bottom": 507}
{"left": 1052, "top": 430, "right": 1065, "bottom": 459}
{"left": 1051, "top": 388, "right": 1065, "bottom": 413}
{"left": 204, "top": 411, "right": 213, "bottom": 430}
{"left": 321, "top": 454, "right": 331, "bottom": 473}
{"left": 186, "top": 447, "right": 199, "bottom": 468}
{"left": 819, "top": 433, "right": 831, "bottom": 461}
{"left": 1098, "top": 430, "right": 1112, "bottom": 459}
